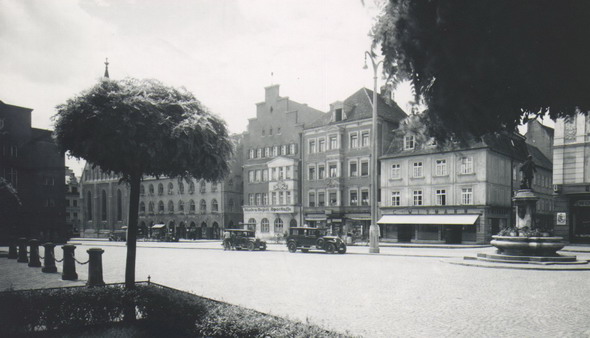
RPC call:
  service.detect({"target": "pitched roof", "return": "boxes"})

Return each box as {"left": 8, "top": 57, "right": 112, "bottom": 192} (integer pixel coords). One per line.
{"left": 306, "top": 88, "right": 407, "bottom": 129}
{"left": 526, "top": 144, "right": 552, "bottom": 170}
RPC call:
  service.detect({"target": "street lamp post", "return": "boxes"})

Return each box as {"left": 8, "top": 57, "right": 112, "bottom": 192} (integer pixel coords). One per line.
{"left": 364, "top": 51, "right": 382, "bottom": 254}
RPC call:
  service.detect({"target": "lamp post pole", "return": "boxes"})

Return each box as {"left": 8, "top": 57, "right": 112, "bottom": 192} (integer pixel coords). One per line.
{"left": 365, "top": 51, "right": 382, "bottom": 254}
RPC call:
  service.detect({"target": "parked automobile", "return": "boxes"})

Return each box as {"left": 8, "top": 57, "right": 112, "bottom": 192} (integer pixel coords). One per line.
{"left": 108, "top": 230, "right": 127, "bottom": 242}
{"left": 223, "top": 229, "right": 267, "bottom": 251}
{"left": 286, "top": 227, "right": 346, "bottom": 254}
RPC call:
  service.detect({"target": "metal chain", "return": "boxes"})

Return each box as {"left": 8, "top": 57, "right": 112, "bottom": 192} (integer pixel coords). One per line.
{"left": 73, "top": 253, "right": 89, "bottom": 265}
{"left": 54, "top": 257, "right": 63, "bottom": 263}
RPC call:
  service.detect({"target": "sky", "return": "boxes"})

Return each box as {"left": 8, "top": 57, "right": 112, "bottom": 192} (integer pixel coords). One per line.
{"left": 1, "top": 0, "right": 416, "bottom": 175}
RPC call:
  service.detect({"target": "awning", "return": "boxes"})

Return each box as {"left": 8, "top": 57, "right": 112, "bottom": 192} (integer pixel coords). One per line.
{"left": 121, "top": 226, "right": 128, "bottom": 229}
{"left": 305, "top": 215, "right": 327, "bottom": 221}
{"left": 377, "top": 214, "right": 479, "bottom": 225}
{"left": 152, "top": 224, "right": 166, "bottom": 229}
{"left": 349, "top": 217, "right": 371, "bottom": 221}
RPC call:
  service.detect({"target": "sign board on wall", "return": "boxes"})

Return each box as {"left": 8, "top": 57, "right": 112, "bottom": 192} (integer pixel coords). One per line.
{"left": 556, "top": 212, "right": 567, "bottom": 225}
{"left": 243, "top": 206, "right": 295, "bottom": 213}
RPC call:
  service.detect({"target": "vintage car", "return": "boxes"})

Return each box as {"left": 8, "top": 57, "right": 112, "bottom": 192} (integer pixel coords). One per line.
{"left": 286, "top": 227, "right": 346, "bottom": 254}
{"left": 223, "top": 229, "right": 267, "bottom": 251}
{"left": 108, "top": 230, "right": 127, "bottom": 242}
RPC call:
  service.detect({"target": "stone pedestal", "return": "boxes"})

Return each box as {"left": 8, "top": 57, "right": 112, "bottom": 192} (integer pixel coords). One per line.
{"left": 513, "top": 189, "right": 539, "bottom": 232}
{"left": 7, "top": 239, "right": 18, "bottom": 259}
{"left": 28, "top": 239, "right": 41, "bottom": 267}
{"left": 87, "top": 248, "right": 105, "bottom": 287}
{"left": 42, "top": 243, "right": 58, "bottom": 273}
{"left": 17, "top": 238, "right": 28, "bottom": 263}
{"left": 61, "top": 244, "right": 78, "bottom": 281}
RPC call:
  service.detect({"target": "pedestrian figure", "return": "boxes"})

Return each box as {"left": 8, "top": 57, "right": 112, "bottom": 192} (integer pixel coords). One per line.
{"left": 519, "top": 155, "right": 536, "bottom": 189}
{"left": 223, "top": 231, "right": 231, "bottom": 251}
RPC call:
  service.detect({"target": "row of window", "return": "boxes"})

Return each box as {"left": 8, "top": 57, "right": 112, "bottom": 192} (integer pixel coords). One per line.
{"left": 308, "top": 158, "right": 370, "bottom": 180}
{"left": 248, "top": 191, "right": 292, "bottom": 206}
{"left": 260, "top": 127, "right": 281, "bottom": 136}
{"left": 138, "top": 198, "right": 235, "bottom": 214}
{"left": 389, "top": 188, "right": 474, "bottom": 207}
{"left": 139, "top": 180, "right": 225, "bottom": 196}
{"left": 308, "top": 189, "right": 370, "bottom": 207}
{"left": 308, "top": 130, "right": 371, "bottom": 154}
{"left": 390, "top": 157, "right": 474, "bottom": 179}
{"left": 248, "top": 144, "right": 297, "bottom": 159}
{"left": 246, "top": 217, "right": 299, "bottom": 233}
{"left": 248, "top": 166, "right": 293, "bottom": 183}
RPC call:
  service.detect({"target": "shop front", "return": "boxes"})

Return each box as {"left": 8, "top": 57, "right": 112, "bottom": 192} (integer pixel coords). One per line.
{"left": 571, "top": 199, "right": 590, "bottom": 243}
{"left": 377, "top": 214, "right": 480, "bottom": 244}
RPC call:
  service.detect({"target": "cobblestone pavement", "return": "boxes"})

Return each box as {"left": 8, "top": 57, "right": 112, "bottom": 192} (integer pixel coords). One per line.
{"left": 2, "top": 241, "right": 590, "bottom": 337}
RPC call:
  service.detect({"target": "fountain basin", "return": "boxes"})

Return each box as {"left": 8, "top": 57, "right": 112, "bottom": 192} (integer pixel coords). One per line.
{"left": 490, "top": 235, "right": 565, "bottom": 256}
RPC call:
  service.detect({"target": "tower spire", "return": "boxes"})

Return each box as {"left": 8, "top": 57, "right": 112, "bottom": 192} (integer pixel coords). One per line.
{"left": 104, "top": 58, "right": 110, "bottom": 78}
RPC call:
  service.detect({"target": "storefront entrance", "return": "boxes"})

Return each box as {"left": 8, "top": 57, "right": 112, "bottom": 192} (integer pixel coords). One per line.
{"left": 397, "top": 225, "right": 414, "bottom": 243}
{"left": 572, "top": 200, "right": 590, "bottom": 243}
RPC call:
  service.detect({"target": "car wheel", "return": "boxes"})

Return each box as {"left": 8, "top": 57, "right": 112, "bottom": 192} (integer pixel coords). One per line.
{"left": 338, "top": 244, "right": 347, "bottom": 254}
{"left": 326, "top": 243, "right": 336, "bottom": 254}
{"left": 288, "top": 242, "right": 297, "bottom": 253}
{"left": 260, "top": 243, "right": 267, "bottom": 251}
{"left": 301, "top": 249, "right": 309, "bottom": 253}
{"left": 247, "top": 242, "right": 255, "bottom": 251}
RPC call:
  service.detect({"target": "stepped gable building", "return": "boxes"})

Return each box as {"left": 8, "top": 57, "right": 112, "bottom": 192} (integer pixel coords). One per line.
{"left": 242, "top": 84, "right": 324, "bottom": 239}
{"left": 79, "top": 133, "right": 244, "bottom": 239}
{"left": 553, "top": 113, "right": 590, "bottom": 243}
{"left": 301, "top": 88, "right": 406, "bottom": 240}
{"left": 0, "top": 100, "right": 66, "bottom": 242}
{"left": 379, "top": 124, "right": 553, "bottom": 244}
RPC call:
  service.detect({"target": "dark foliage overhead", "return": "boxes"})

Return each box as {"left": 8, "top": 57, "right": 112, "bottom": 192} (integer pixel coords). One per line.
{"left": 372, "top": 0, "right": 590, "bottom": 141}
{"left": 53, "top": 78, "right": 233, "bottom": 182}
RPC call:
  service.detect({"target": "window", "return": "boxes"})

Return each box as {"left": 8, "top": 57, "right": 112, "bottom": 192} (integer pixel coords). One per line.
{"left": 329, "top": 135, "right": 338, "bottom": 150}
{"left": 286, "top": 166, "right": 292, "bottom": 179}
{"left": 350, "top": 133, "right": 358, "bottom": 148}
{"left": 265, "top": 147, "right": 270, "bottom": 157}
{"left": 86, "top": 191, "right": 92, "bottom": 220}
{"left": 335, "top": 108, "right": 343, "bottom": 121}
{"left": 461, "top": 188, "right": 473, "bottom": 205}
{"left": 435, "top": 189, "right": 447, "bottom": 206}
{"left": 158, "top": 201, "right": 165, "bottom": 213}
{"left": 178, "top": 182, "right": 184, "bottom": 194}
{"left": 278, "top": 191, "right": 284, "bottom": 205}
{"left": 157, "top": 183, "right": 164, "bottom": 195}
{"left": 261, "top": 218, "right": 270, "bottom": 233}
{"left": 269, "top": 128, "right": 273, "bottom": 135}
{"left": 361, "top": 131, "right": 370, "bottom": 147}
{"left": 290, "top": 144, "right": 296, "bottom": 154}
{"left": 278, "top": 167, "right": 284, "bottom": 180}
{"left": 350, "top": 161, "right": 358, "bottom": 177}
{"left": 309, "top": 192, "right": 316, "bottom": 207}
{"left": 281, "top": 145, "right": 287, "bottom": 155}
{"left": 211, "top": 182, "right": 218, "bottom": 192}
{"left": 212, "top": 199, "right": 219, "bottom": 212}
{"left": 200, "top": 199, "right": 207, "bottom": 213}
{"left": 318, "top": 139, "right": 325, "bottom": 152}
{"left": 413, "top": 190, "right": 423, "bottom": 206}
{"left": 149, "top": 201, "right": 155, "bottom": 213}
{"left": 263, "top": 193, "right": 268, "bottom": 205}
{"left": 149, "top": 184, "right": 154, "bottom": 195}
{"left": 390, "top": 164, "right": 401, "bottom": 179}
{"left": 361, "top": 160, "right": 369, "bottom": 176}
{"left": 350, "top": 190, "right": 358, "bottom": 206}
{"left": 140, "top": 202, "right": 146, "bottom": 213}
{"left": 318, "top": 192, "right": 325, "bottom": 207}
{"left": 117, "top": 190, "right": 122, "bottom": 221}
{"left": 329, "top": 163, "right": 338, "bottom": 178}
{"left": 101, "top": 190, "right": 107, "bottom": 220}
{"left": 391, "top": 191, "right": 400, "bottom": 206}
{"left": 168, "top": 200, "right": 174, "bottom": 213}
{"left": 309, "top": 140, "right": 316, "bottom": 154}
{"left": 460, "top": 157, "right": 474, "bottom": 174}
{"left": 189, "top": 182, "right": 195, "bottom": 194}
{"left": 262, "top": 129, "right": 265, "bottom": 136}
{"left": 329, "top": 191, "right": 338, "bottom": 206}
{"left": 286, "top": 191, "right": 291, "bottom": 204}
{"left": 277, "top": 127, "right": 281, "bottom": 134}
{"left": 361, "top": 190, "right": 369, "bottom": 206}
{"left": 257, "top": 148, "right": 262, "bottom": 158}
{"left": 435, "top": 160, "right": 447, "bottom": 176}
{"left": 272, "top": 146, "right": 278, "bottom": 157}
{"left": 272, "top": 192, "right": 277, "bottom": 205}
{"left": 188, "top": 200, "right": 195, "bottom": 213}
{"left": 274, "top": 218, "right": 283, "bottom": 233}
{"left": 318, "top": 165, "right": 325, "bottom": 179}
{"left": 140, "top": 185, "right": 145, "bottom": 196}
{"left": 255, "top": 170, "right": 261, "bottom": 182}
{"left": 413, "top": 162, "right": 423, "bottom": 178}
{"left": 404, "top": 135, "right": 415, "bottom": 150}
{"left": 256, "top": 193, "right": 261, "bottom": 206}
{"left": 262, "top": 170, "right": 268, "bottom": 182}
{"left": 178, "top": 200, "right": 184, "bottom": 212}
{"left": 248, "top": 171, "right": 254, "bottom": 183}
{"left": 200, "top": 180, "right": 206, "bottom": 192}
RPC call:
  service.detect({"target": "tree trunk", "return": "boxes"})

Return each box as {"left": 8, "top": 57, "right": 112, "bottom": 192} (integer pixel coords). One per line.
{"left": 125, "top": 174, "right": 140, "bottom": 289}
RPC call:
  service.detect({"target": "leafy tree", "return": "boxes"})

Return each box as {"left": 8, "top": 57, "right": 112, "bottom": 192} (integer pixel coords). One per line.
{"left": 54, "top": 78, "right": 233, "bottom": 288}
{"left": 372, "top": 0, "right": 590, "bottom": 141}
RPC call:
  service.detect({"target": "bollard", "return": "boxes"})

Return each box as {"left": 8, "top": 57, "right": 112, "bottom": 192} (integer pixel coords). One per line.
{"left": 17, "top": 238, "right": 28, "bottom": 263}
{"left": 61, "top": 244, "right": 78, "bottom": 280}
{"left": 7, "top": 239, "right": 17, "bottom": 259}
{"left": 86, "top": 248, "right": 105, "bottom": 287}
{"left": 28, "top": 239, "right": 42, "bottom": 267}
{"left": 42, "top": 243, "right": 57, "bottom": 273}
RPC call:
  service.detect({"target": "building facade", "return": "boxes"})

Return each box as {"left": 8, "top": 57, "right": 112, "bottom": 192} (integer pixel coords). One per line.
{"left": 379, "top": 128, "right": 552, "bottom": 244}
{"left": 65, "top": 167, "right": 81, "bottom": 237}
{"left": 0, "top": 100, "right": 66, "bottom": 242}
{"left": 301, "top": 88, "right": 406, "bottom": 240}
{"left": 242, "top": 85, "right": 324, "bottom": 240}
{"left": 553, "top": 113, "right": 590, "bottom": 243}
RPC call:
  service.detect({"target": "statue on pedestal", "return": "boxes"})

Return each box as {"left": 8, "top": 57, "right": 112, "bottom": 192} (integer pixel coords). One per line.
{"left": 519, "top": 155, "right": 536, "bottom": 190}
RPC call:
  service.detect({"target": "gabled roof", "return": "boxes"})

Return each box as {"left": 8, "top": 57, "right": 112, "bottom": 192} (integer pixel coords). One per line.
{"left": 306, "top": 88, "right": 407, "bottom": 129}
{"left": 526, "top": 144, "right": 552, "bottom": 171}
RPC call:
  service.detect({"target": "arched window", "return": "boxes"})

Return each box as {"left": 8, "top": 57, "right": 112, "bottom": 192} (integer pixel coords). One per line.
{"left": 158, "top": 183, "right": 164, "bottom": 195}
{"left": 200, "top": 180, "right": 206, "bottom": 193}
{"left": 149, "top": 184, "right": 154, "bottom": 195}
{"left": 212, "top": 199, "right": 218, "bottom": 212}
{"left": 228, "top": 199, "right": 234, "bottom": 211}
{"left": 289, "top": 218, "right": 297, "bottom": 227}
{"left": 211, "top": 182, "right": 218, "bottom": 192}
{"left": 178, "top": 200, "right": 184, "bottom": 212}
{"left": 274, "top": 218, "right": 284, "bottom": 234}
{"left": 178, "top": 182, "right": 184, "bottom": 194}
{"left": 140, "top": 184, "right": 145, "bottom": 196}
{"left": 248, "top": 218, "right": 256, "bottom": 231}
{"left": 101, "top": 190, "right": 107, "bottom": 221}
{"left": 261, "top": 218, "right": 270, "bottom": 233}
{"left": 140, "top": 201, "right": 146, "bottom": 213}
{"left": 168, "top": 182, "right": 174, "bottom": 195}
{"left": 116, "top": 189, "right": 122, "bottom": 221}
{"left": 189, "top": 200, "right": 196, "bottom": 213}
{"left": 189, "top": 181, "right": 195, "bottom": 194}
{"left": 148, "top": 201, "right": 154, "bottom": 213}
{"left": 86, "top": 191, "right": 92, "bottom": 220}
{"left": 158, "top": 201, "right": 164, "bottom": 213}
{"left": 168, "top": 200, "right": 174, "bottom": 213}
{"left": 200, "top": 199, "right": 206, "bottom": 213}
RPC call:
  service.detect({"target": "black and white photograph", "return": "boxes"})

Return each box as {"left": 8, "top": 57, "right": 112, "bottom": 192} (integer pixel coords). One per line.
{"left": 1, "top": 1, "right": 590, "bottom": 337}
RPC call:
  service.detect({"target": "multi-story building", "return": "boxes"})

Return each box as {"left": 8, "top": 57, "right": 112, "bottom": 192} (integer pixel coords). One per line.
{"left": 301, "top": 88, "right": 406, "bottom": 240}
{"left": 379, "top": 126, "right": 552, "bottom": 244}
{"left": 79, "top": 134, "right": 244, "bottom": 239}
{"left": 65, "top": 167, "right": 81, "bottom": 237}
{"left": 242, "top": 85, "right": 324, "bottom": 240}
{"left": 553, "top": 113, "right": 590, "bottom": 243}
{"left": 0, "top": 100, "right": 66, "bottom": 242}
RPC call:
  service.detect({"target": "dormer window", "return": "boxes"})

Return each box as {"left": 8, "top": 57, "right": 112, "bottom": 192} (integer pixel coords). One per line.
{"left": 404, "top": 135, "right": 415, "bottom": 150}
{"left": 335, "top": 108, "right": 343, "bottom": 122}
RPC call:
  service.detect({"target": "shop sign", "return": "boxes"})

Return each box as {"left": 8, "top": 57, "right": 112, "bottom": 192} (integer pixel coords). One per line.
{"left": 574, "top": 200, "right": 590, "bottom": 207}
{"left": 556, "top": 212, "right": 567, "bottom": 225}
{"left": 244, "top": 206, "right": 294, "bottom": 213}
